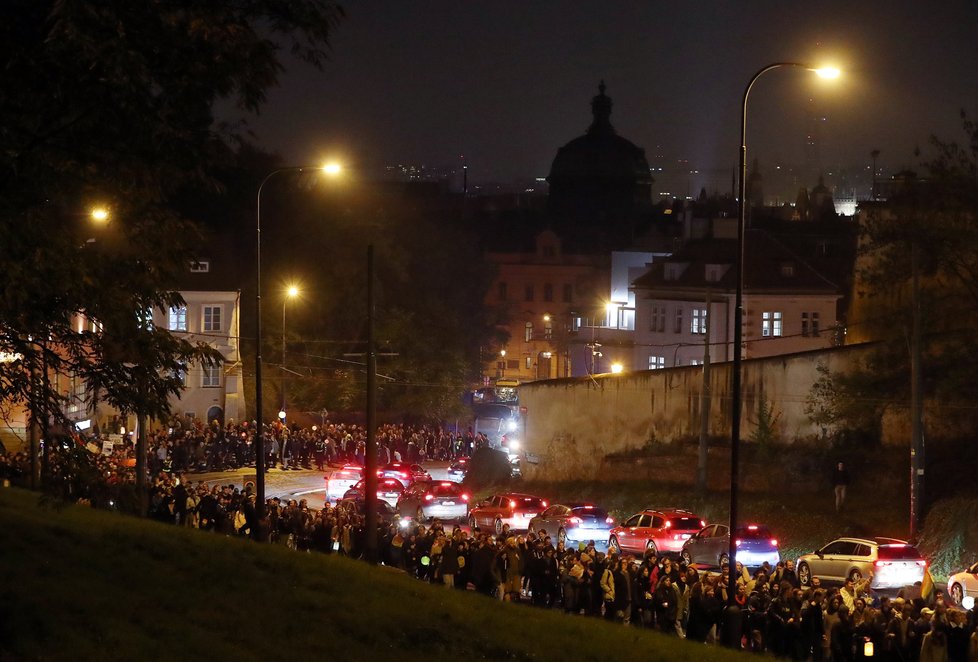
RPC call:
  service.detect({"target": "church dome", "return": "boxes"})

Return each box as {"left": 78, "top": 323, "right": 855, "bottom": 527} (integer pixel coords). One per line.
{"left": 547, "top": 82, "right": 652, "bottom": 186}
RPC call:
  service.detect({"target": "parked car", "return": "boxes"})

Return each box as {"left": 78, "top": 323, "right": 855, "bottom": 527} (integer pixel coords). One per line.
{"left": 947, "top": 561, "right": 978, "bottom": 608}
{"left": 377, "top": 462, "right": 431, "bottom": 486}
{"left": 608, "top": 509, "right": 704, "bottom": 557}
{"left": 396, "top": 481, "right": 470, "bottom": 523}
{"left": 325, "top": 464, "right": 364, "bottom": 504}
{"left": 342, "top": 477, "right": 406, "bottom": 507}
{"left": 468, "top": 493, "right": 547, "bottom": 535}
{"left": 528, "top": 503, "right": 615, "bottom": 547}
{"left": 796, "top": 537, "right": 927, "bottom": 589}
{"left": 334, "top": 497, "right": 400, "bottom": 527}
{"left": 681, "top": 523, "right": 780, "bottom": 569}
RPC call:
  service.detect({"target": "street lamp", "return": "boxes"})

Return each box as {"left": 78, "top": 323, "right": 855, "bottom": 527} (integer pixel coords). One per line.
{"left": 724, "top": 62, "right": 840, "bottom": 646}
{"left": 255, "top": 163, "right": 339, "bottom": 521}
{"left": 281, "top": 284, "right": 300, "bottom": 416}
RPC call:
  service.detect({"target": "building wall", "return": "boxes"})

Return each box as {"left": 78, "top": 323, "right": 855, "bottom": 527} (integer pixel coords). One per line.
{"left": 519, "top": 344, "right": 872, "bottom": 481}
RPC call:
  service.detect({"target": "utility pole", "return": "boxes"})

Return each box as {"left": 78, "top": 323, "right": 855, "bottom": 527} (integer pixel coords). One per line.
{"left": 364, "top": 244, "right": 379, "bottom": 564}
{"left": 697, "top": 291, "right": 712, "bottom": 493}
{"left": 910, "top": 238, "right": 924, "bottom": 540}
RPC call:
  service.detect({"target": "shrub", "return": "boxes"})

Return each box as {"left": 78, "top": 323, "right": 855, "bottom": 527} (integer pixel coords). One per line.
{"left": 462, "top": 447, "right": 513, "bottom": 489}
{"left": 917, "top": 498, "right": 978, "bottom": 578}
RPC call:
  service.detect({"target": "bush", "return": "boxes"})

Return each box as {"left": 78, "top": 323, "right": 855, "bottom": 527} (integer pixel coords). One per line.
{"left": 462, "top": 447, "right": 513, "bottom": 489}
{"left": 918, "top": 498, "right": 978, "bottom": 578}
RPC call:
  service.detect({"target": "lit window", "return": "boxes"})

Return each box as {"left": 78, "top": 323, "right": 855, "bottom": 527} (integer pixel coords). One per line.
{"left": 691, "top": 309, "right": 707, "bottom": 335}
{"left": 762, "top": 311, "right": 783, "bottom": 337}
{"left": 524, "top": 322, "right": 533, "bottom": 342}
{"left": 168, "top": 306, "right": 187, "bottom": 332}
{"left": 648, "top": 355, "right": 665, "bottom": 370}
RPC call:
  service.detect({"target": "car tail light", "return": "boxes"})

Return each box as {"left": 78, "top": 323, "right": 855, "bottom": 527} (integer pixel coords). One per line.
{"left": 462, "top": 493, "right": 469, "bottom": 501}
{"left": 735, "top": 539, "right": 742, "bottom": 547}
{"left": 425, "top": 494, "right": 434, "bottom": 501}
{"left": 665, "top": 521, "right": 672, "bottom": 529}
{"left": 542, "top": 501, "right": 548, "bottom": 507}
{"left": 568, "top": 517, "right": 582, "bottom": 525}
{"left": 770, "top": 539, "right": 778, "bottom": 547}
{"left": 747, "top": 524, "right": 758, "bottom": 531}
{"left": 509, "top": 500, "right": 517, "bottom": 508}
{"left": 700, "top": 520, "right": 706, "bottom": 528}
{"left": 605, "top": 517, "right": 614, "bottom": 525}
{"left": 398, "top": 471, "right": 408, "bottom": 478}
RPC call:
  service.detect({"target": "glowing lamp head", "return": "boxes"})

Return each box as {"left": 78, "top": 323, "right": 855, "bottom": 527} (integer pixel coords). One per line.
{"left": 90, "top": 207, "right": 110, "bottom": 223}
{"left": 814, "top": 67, "right": 840, "bottom": 79}
{"left": 278, "top": 410, "right": 287, "bottom": 420}
{"left": 321, "top": 162, "right": 342, "bottom": 176}
{"left": 286, "top": 285, "right": 300, "bottom": 298}
{"left": 610, "top": 363, "right": 624, "bottom": 374}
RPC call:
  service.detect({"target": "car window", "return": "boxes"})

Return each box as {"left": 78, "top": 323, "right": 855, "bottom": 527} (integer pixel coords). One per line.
{"left": 715, "top": 525, "right": 729, "bottom": 537}
{"left": 854, "top": 544, "right": 872, "bottom": 557}
{"left": 431, "top": 484, "right": 460, "bottom": 497}
{"left": 571, "top": 506, "right": 608, "bottom": 519}
{"left": 970, "top": 563, "right": 978, "bottom": 574}
{"left": 877, "top": 544, "right": 922, "bottom": 560}
{"left": 668, "top": 516, "right": 702, "bottom": 530}
{"left": 699, "top": 525, "right": 715, "bottom": 538}
{"left": 820, "top": 541, "right": 846, "bottom": 555}
{"left": 650, "top": 516, "right": 664, "bottom": 528}
{"left": 623, "top": 514, "right": 641, "bottom": 527}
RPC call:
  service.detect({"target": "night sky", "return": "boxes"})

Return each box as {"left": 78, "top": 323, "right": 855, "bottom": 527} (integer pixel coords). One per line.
{"left": 221, "top": 1, "right": 978, "bottom": 193}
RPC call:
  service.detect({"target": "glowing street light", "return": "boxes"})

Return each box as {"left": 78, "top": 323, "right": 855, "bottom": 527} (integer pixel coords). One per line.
{"left": 723, "top": 61, "right": 841, "bottom": 647}
{"left": 322, "top": 162, "right": 343, "bottom": 176}
{"left": 89, "top": 207, "right": 110, "bottom": 223}
{"left": 610, "top": 363, "right": 624, "bottom": 374}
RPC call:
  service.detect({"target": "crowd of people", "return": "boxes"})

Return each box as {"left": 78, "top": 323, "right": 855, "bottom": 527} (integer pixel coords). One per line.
{"left": 3, "top": 419, "right": 977, "bottom": 660}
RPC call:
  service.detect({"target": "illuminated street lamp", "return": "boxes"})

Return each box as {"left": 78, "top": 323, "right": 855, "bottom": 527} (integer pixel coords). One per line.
{"left": 724, "top": 62, "right": 840, "bottom": 646}
{"left": 610, "top": 362, "right": 623, "bottom": 374}
{"left": 89, "top": 207, "right": 110, "bottom": 223}
{"left": 254, "top": 163, "right": 339, "bottom": 520}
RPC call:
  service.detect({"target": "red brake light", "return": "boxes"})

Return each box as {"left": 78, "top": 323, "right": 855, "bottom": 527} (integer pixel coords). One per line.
{"left": 747, "top": 525, "right": 758, "bottom": 531}
{"left": 770, "top": 539, "right": 778, "bottom": 547}
{"left": 461, "top": 494, "right": 469, "bottom": 502}
{"left": 424, "top": 494, "right": 434, "bottom": 501}
{"left": 568, "top": 517, "right": 582, "bottom": 525}
{"left": 735, "top": 539, "right": 742, "bottom": 547}
{"left": 440, "top": 482, "right": 451, "bottom": 487}
{"left": 665, "top": 521, "right": 672, "bottom": 529}
{"left": 606, "top": 517, "right": 614, "bottom": 525}
{"left": 542, "top": 501, "right": 548, "bottom": 507}
{"left": 509, "top": 500, "right": 517, "bottom": 508}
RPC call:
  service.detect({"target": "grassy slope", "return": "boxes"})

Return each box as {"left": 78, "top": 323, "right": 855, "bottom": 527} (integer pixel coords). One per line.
{"left": 0, "top": 488, "right": 747, "bottom": 662}
{"left": 514, "top": 479, "right": 908, "bottom": 563}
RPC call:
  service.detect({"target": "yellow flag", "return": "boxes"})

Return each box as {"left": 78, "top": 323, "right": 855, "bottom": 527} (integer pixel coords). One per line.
{"left": 921, "top": 566, "right": 934, "bottom": 601}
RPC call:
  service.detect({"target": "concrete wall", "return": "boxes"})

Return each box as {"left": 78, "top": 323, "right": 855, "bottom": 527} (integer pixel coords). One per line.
{"left": 520, "top": 344, "right": 874, "bottom": 481}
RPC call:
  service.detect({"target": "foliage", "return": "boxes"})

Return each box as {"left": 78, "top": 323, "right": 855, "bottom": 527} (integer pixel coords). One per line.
{"left": 463, "top": 447, "right": 515, "bottom": 489}
{"left": 917, "top": 498, "right": 978, "bottom": 578}
{"left": 748, "top": 398, "right": 781, "bottom": 446}
{"left": 0, "top": 1, "right": 343, "bottom": 428}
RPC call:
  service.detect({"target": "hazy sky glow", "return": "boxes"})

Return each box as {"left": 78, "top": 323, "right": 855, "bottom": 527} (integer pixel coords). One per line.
{"left": 223, "top": 1, "right": 978, "bottom": 188}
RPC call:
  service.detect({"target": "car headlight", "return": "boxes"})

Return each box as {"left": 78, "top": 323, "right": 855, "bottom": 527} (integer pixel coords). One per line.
{"left": 508, "top": 439, "right": 520, "bottom": 451}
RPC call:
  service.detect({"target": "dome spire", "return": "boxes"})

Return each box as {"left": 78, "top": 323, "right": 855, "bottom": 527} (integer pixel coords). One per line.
{"left": 589, "top": 80, "right": 614, "bottom": 135}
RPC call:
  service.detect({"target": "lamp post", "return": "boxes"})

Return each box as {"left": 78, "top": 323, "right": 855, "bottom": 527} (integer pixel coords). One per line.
{"left": 723, "top": 63, "right": 839, "bottom": 646}
{"left": 281, "top": 284, "right": 300, "bottom": 416}
{"left": 255, "top": 164, "right": 339, "bottom": 520}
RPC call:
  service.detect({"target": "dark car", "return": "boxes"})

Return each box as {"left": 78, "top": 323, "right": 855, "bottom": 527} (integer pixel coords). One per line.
{"left": 334, "top": 497, "right": 399, "bottom": 527}
{"left": 446, "top": 457, "right": 469, "bottom": 482}
{"left": 681, "top": 523, "right": 781, "bottom": 569}
{"left": 377, "top": 462, "right": 431, "bottom": 486}
{"left": 342, "top": 477, "right": 406, "bottom": 506}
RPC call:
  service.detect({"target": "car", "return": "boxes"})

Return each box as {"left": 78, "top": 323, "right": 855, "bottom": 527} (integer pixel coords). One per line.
{"left": 334, "top": 497, "right": 400, "bottom": 527}
{"left": 446, "top": 457, "right": 469, "bottom": 482}
{"left": 608, "top": 509, "right": 704, "bottom": 557}
{"left": 796, "top": 537, "right": 927, "bottom": 590}
{"left": 528, "top": 503, "right": 615, "bottom": 547}
{"left": 468, "top": 493, "right": 547, "bottom": 535}
{"left": 377, "top": 462, "right": 431, "bottom": 486}
{"left": 325, "top": 464, "right": 364, "bottom": 504}
{"left": 947, "top": 561, "right": 978, "bottom": 609}
{"left": 342, "top": 477, "right": 406, "bottom": 507}
{"left": 396, "top": 480, "right": 470, "bottom": 523}
{"left": 681, "top": 523, "right": 781, "bottom": 569}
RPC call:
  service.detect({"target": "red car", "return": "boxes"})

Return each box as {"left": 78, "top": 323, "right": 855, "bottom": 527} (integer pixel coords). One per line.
{"left": 467, "top": 493, "right": 547, "bottom": 535}
{"left": 608, "top": 508, "right": 705, "bottom": 556}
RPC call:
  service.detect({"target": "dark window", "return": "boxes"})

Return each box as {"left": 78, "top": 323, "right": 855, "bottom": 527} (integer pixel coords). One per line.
{"left": 543, "top": 283, "right": 553, "bottom": 302}
{"left": 497, "top": 282, "right": 507, "bottom": 301}
{"left": 562, "top": 284, "right": 573, "bottom": 303}
{"left": 524, "top": 285, "right": 534, "bottom": 302}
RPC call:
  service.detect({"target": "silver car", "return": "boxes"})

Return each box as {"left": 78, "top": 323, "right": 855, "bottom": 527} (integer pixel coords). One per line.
{"left": 797, "top": 537, "right": 926, "bottom": 589}
{"left": 396, "top": 480, "right": 470, "bottom": 523}
{"left": 528, "top": 503, "right": 614, "bottom": 548}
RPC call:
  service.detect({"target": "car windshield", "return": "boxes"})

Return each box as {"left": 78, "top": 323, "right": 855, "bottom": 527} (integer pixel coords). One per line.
{"left": 668, "top": 517, "right": 701, "bottom": 530}
{"left": 735, "top": 526, "right": 773, "bottom": 538}
{"left": 431, "top": 484, "right": 461, "bottom": 496}
{"left": 877, "top": 544, "right": 922, "bottom": 560}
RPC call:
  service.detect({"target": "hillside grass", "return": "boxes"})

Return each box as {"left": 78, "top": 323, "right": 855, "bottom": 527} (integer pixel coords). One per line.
{"left": 0, "top": 487, "right": 748, "bottom": 662}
